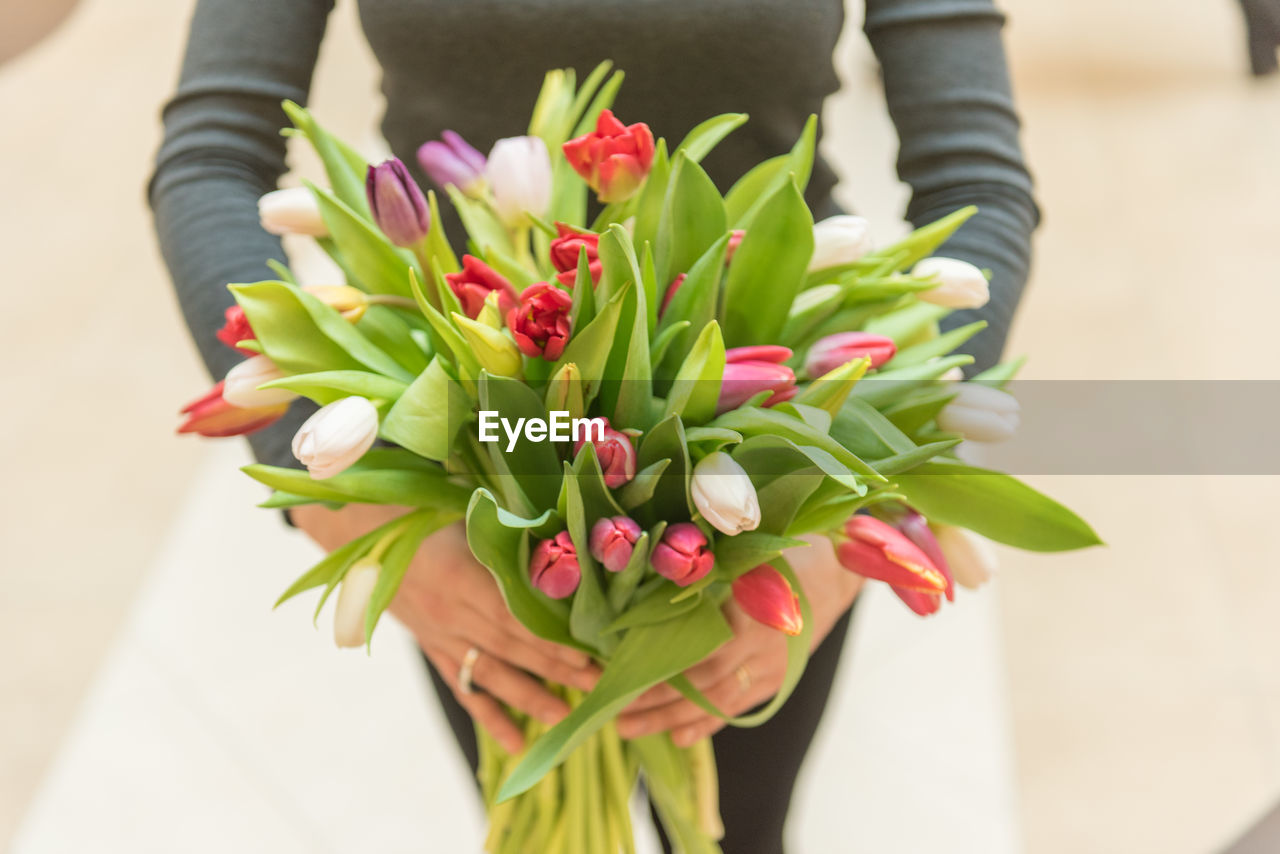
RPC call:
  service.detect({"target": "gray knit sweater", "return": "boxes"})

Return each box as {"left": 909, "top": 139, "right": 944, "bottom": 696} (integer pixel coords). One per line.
{"left": 151, "top": 0, "right": 1039, "bottom": 468}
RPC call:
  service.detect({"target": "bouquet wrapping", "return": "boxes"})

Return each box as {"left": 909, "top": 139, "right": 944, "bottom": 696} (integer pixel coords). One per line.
{"left": 178, "top": 63, "right": 1099, "bottom": 853}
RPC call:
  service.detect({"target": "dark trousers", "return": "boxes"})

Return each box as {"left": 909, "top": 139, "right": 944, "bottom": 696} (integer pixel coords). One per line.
{"left": 424, "top": 607, "right": 855, "bottom": 854}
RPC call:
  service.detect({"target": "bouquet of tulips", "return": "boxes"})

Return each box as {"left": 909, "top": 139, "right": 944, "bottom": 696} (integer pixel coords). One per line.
{"left": 177, "top": 62, "right": 1099, "bottom": 853}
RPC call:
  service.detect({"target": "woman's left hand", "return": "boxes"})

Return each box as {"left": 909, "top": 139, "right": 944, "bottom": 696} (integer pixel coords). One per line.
{"left": 615, "top": 535, "right": 863, "bottom": 747}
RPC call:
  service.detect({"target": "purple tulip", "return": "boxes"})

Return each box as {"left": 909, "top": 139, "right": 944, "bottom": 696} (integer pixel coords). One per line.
{"left": 365, "top": 158, "right": 430, "bottom": 247}
{"left": 417, "top": 130, "right": 487, "bottom": 197}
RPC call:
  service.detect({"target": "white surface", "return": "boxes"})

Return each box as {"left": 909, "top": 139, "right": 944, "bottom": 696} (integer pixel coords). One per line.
{"left": 13, "top": 442, "right": 1020, "bottom": 853}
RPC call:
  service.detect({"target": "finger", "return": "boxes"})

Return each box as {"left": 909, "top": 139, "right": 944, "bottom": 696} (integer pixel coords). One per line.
{"left": 464, "top": 608, "right": 600, "bottom": 692}
{"left": 616, "top": 675, "right": 742, "bottom": 739}
{"left": 487, "top": 605, "right": 594, "bottom": 670}
{"left": 466, "top": 646, "right": 572, "bottom": 726}
{"left": 424, "top": 645, "right": 525, "bottom": 754}
{"left": 672, "top": 716, "right": 728, "bottom": 748}
{"left": 621, "top": 680, "right": 683, "bottom": 714}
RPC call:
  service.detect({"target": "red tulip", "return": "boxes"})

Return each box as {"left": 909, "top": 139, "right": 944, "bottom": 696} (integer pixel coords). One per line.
{"left": 562, "top": 110, "right": 656, "bottom": 203}
{"left": 177, "top": 381, "right": 290, "bottom": 438}
{"left": 549, "top": 223, "right": 602, "bottom": 287}
{"left": 589, "top": 516, "right": 642, "bottom": 573}
{"left": 529, "top": 531, "right": 581, "bottom": 599}
{"left": 890, "top": 586, "right": 942, "bottom": 617}
{"left": 660, "top": 273, "right": 687, "bottom": 317}
{"left": 651, "top": 523, "right": 714, "bottom": 587}
{"left": 215, "top": 305, "right": 256, "bottom": 355}
{"left": 508, "top": 282, "right": 573, "bottom": 361}
{"left": 717, "top": 345, "right": 798, "bottom": 413}
{"left": 896, "top": 510, "right": 955, "bottom": 603}
{"left": 836, "top": 516, "right": 947, "bottom": 594}
{"left": 804, "top": 332, "right": 896, "bottom": 378}
{"left": 574, "top": 419, "right": 636, "bottom": 488}
{"left": 732, "top": 565, "right": 803, "bottom": 636}
{"left": 446, "top": 255, "right": 520, "bottom": 320}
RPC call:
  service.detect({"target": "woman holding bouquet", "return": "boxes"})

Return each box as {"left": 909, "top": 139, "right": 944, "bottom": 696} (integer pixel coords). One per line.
{"left": 151, "top": 1, "right": 1038, "bottom": 851}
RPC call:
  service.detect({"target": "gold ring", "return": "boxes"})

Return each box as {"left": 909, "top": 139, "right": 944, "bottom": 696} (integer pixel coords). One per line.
{"left": 458, "top": 646, "right": 481, "bottom": 695}
{"left": 735, "top": 665, "right": 752, "bottom": 692}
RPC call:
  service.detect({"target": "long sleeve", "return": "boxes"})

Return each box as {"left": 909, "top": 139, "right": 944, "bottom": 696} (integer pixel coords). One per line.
{"left": 863, "top": 0, "right": 1040, "bottom": 371}
{"left": 150, "top": 0, "right": 335, "bottom": 467}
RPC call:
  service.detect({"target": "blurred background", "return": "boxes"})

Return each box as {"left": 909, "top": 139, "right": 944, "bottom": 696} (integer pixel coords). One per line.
{"left": 1, "top": 0, "right": 1277, "bottom": 852}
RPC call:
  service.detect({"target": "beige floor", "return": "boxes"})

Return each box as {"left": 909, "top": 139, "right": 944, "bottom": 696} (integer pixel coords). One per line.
{"left": 1, "top": 0, "right": 1278, "bottom": 851}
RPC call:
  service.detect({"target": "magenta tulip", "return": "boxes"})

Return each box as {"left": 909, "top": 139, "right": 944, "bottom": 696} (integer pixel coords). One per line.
{"left": 574, "top": 419, "right": 636, "bottom": 489}
{"left": 717, "top": 345, "right": 797, "bottom": 413}
{"left": 651, "top": 523, "right": 714, "bottom": 587}
{"left": 529, "top": 531, "right": 581, "bottom": 599}
{"left": 804, "top": 332, "right": 896, "bottom": 378}
{"left": 589, "top": 516, "right": 642, "bottom": 573}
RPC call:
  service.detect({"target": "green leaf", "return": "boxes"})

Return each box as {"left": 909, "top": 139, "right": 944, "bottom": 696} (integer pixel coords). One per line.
{"left": 356, "top": 305, "right": 430, "bottom": 375}
{"left": 616, "top": 458, "right": 672, "bottom": 510}
{"left": 630, "top": 140, "right": 671, "bottom": 251}
{"left": 886, "top": 321, "right": 987, "bottom": 370}
{"left": 561, "top": 466, "right": 617, "bottom": 652}
{"left": 381, "top": 357, "right": 471, "bottom": 461}
{"left": 605, "top": 530, "right": 652, "bottom": 613}
{"left": 231, "top": 281, "right": 411, "bottom": 380}
{"left": 424, "top": 190, "right": 459, "bottom": 274}
{"left": 477, "top": 373, "right": 564, "bottom": 510}
{"left": 650, "top": 320, "right": 690, "bottom": 368}
{"left": 308, "top": 182, "right": 415, "bottom": 297}
{"left": 713, "top": 532, "right": 806, "bottom": 578}
{"left": 655, "top": 234, "right": 730, "bottom": 381}
{"left": 603, "top": 578, "right": 700, "bottom": 633}
{"left": 635, "top": 414, "right": 693, "bottom": 522}
{"left": 365, "top": 511, "right": 453, "bottom": 646}
{"left": 283, "top": 101, "right": 370, "bottom": 218}
{"left": 972, "top": 356, "right": 1026, "bottom": 388}
{"left": 663, "top": 321, "right": 725, "bottom": 426}
{"left": 408, "top": 270, "right": 481, "bottom": 385}
{"left": 654, "top": 153, "right": 727, "bottom": 289}
{"left": 894, "top": 459, "right": 1103, "bottom": 551}
{"left": 872, "top": 438, "right": 962, "bottom": 475}
{"left": 466, "top": 490, "right": 579, "bottom": 646}
{"left": 721, "top": 179, "right": 814, "bottom": 348}
{"left": 851, "top": 355, "right": 972, "bottom": 408}
{"left": 861, "top": 206, "right": 978, "bottom": 273}
{"left": 674, "top": 113, "right": 749, "bottom": 163}
{"left": 554, "top": 283, "right": 628, "bottom": 401}
{"left": 242, "top": 464, "right": 473, "bottom": 512}
{"left": 260, "top": 370, "right": 408, "bottom": 406}
{"left": 612, "top": 254, "right": 655, "bottom": 431}
{"left": 793, "top": 357, "right": 870, "bottom": 417}
{"left": 723, "top": 114, "right": 816, "bottom": 228}
{"left": 447, "top": 186, "right": 515, "bottom": 258}
{"left": 831, "top": 396, "right": 916, "bottom": 459}
{"left": 713, "top": 407, "right": 882, "bottom": 485}
{"left": 498, "top": 598, "right": 732, "bottom": 801}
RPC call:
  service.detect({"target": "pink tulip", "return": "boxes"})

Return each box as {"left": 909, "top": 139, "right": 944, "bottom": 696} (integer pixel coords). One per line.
{"left": 836, "top": 515, "right": 947, "bottom": 594}
{"left": 651, "top": 523, "right": 714, "bottom": 587}
{"left": 660, "top": 273, "right": 686, "bottom": 317}
{"left": 717, "top": 345, "right": 797, "bottom": 413}
{"left": 529, "top": 531, "right": 581, "bottom": 599}
{"left": 589, "top": 516, "right": 643, "bottom": 573}
{"left": 804, "top": 332, "right": 896, "bottom": 378}
{"left": 732, "top": 565, "right": 803, "bottom": 636}
{"left": 574, "top": 419, "right": 636, "bottom": 489}
{"left": 890, "top": 586, "right": 942, "bottom": 617}
{"left": 725, "top": 229, "right": 746, "bottom": 265}
{"left": 896, "top": 510, "right": 955, "bottom": 603}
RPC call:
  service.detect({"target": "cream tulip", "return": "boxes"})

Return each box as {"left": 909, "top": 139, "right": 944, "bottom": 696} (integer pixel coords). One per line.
{"left": 691, "top": 452, "right": 761, "bottom": 536}
{"left": 258, "top": 187, "right": 329, "bottom": 237}
{"left": 486, "top": 136, "right": 552, "bottom": 227}
{"left": 912, "top": 257, "right": 990, "bottom": 309}
{"left": 937, "top": 383, "right": 1020, "bottom": 443}
{"left": 808, "top": 215, "right": 872, "bottom": 272}
{"left": 333, "top": 557, "right": 380, "bottom": 648}
{"left": 222, "top": 355, "right": 297, "bottom": 408}
{"left": 933, "top": 524, "right": 998, "bottom": 589}
{"left": 291, "top": 396, "right": 380, "bottom": 479}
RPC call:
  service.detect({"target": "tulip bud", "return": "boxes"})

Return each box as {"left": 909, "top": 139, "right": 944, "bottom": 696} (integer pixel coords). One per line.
{"left": 446, "top": 255, "right": 520, "bottom": 320}
{"left": 835, "top": 515, "right": 947, "bottom": 594}
{"left": 416, "top": 130, "right": 487, "bottom": 197}
{"left": 717, "top": 345, "right": 797, "bottom": 413}
{"left": 258, "top": 187, "right": 329, "bottom": 237}
{"left": 725, "top": 229, "right": 746, "bottom": 266}
{"left": 333, "top": 556, "right": 379, "bottom": 648}
{"left": 222, "top": 355, "right": 298, "bottom": 408}
{"left": 545, "top": 362, "right": 585, "bottom": 422}
{"left": 940, "top": 366, "right": 965, "bottom": 383}
{"left": 562, "top": 110, "right": 656, "bottom": 203}
{"left": 691, "top": 452, "right": 761, "bottom": 536}
{"left": 808, "top": 215, "right": 872, "bottom": 272}
{"left": 452, "top": 312, "right": 523, "bottom": 378}
{"left": 732, "top": 565, "right": 803, "bottom": 636}
{"left": 291, "top": 396, "right": 380, "bottom": 479}
{"left": 476, "top": 290, "right": 504, "bottom": 330}
{"left": 804, "top": 332, "right": 896, "bottom": 378}
{"left": 507, "top": 282, "right": 573, "bottom": 361}
{"left": 912, "top": 257, "right": 990, "bottom": 309}
{"left": 574, "top": 419, "right": 636, "bottom": 489}
{"left": 304, "top": 285, "right": 368, "bottom": 322}
{"left": 486, "top": 136, "right": 552, "bottom": 227}
{"left": 530, "top": 531, "right": 581, "bottom": 599}
{"left": 216, "top": 305, "right": 256, "bottom": 355}
{"left": 896, "top": 511, "right": 955, "bottom": 603}
{"left": 549, "top": 223, "right": 602, "bottom": 287}
{"left": 177, "top": 381, "right": 290, "bottom": 437}
{"left": 937, "top": 383, "right": 1020, "bottom": 442}
{"left": 933, "top": 524, "right": 998, "bottom": 590}
{"left": 651, "top": 522, "right": 715, "bottom": 587}
{"left": 660, "top": 273, "right": 687, "bottom": 318}
{"left": 589, "top": 516, "right": 643, "bottom": 573}
{"left": 366, "top": 158, "right": 431, "bottom": 247}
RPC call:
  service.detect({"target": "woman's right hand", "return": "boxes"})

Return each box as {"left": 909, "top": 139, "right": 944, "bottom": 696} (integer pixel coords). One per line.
{"left": 292, "top": 505, "right": 599, "bottom": 753}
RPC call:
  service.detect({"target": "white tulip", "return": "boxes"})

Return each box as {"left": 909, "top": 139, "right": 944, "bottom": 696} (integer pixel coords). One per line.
{"left": 486, "top": 136, "right": 552, "bottom": 227}
{"left": 939, "top": 366, "right": 965, "bottom": 383}
{"left": 808, "top": 215, "right": 872, "bottom": 272}
{"left": 222, "top": 355, "right": 297, "bottom": 408}
{"left": 912, "top": 257, "right": 990, "bottom": 309}
{"left": 333, "top": 557, "right": 380, "bottom": 648}
{"left": 291, "top": 396, "right": 380, "bottom": 479}
{"left": 258, "top": 187, "right": 329, "bottom": 237}
{"left": 933, "top": 524, "right": 998, "bottom": 590}
{"left": 691, "top": 452, "right": 761, "bottom": 536}
{"left": 937, "top": 383, "right": 1021, "bottom": 443}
